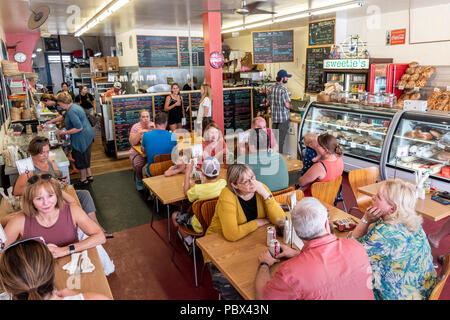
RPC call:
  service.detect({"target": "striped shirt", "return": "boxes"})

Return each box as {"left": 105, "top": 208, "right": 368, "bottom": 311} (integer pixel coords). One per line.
{"left": 268, "top": 83, "right": 290, "bottom": 123}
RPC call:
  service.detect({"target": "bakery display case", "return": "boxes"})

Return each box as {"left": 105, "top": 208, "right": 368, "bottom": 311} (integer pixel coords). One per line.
{"left": 298, "top": 102, "right": 399, "bottom": 172}
{"left": 381, "top": 111, "right": 450, "bottom": 191}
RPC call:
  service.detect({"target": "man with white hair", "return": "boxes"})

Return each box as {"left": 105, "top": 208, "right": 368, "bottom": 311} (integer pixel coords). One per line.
{"left": 255, "top": 197, "right": 374, "bottom": 300}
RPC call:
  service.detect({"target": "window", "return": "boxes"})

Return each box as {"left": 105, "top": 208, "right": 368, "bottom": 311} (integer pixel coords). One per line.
{"left": 47, "top": 55, "right": 71, "bottom": 63}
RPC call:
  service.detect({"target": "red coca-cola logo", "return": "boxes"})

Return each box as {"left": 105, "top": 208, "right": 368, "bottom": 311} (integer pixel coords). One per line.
{"left": 210, "top": 51, "right": 224, "bottom": 69}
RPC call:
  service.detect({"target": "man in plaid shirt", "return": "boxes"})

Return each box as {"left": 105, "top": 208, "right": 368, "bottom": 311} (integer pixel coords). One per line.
{"left": 267, "top": 70, "right": 292, "bottom": 154}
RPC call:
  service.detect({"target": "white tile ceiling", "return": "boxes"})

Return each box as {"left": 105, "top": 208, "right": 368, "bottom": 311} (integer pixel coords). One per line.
{"left": 0, "top": 0, "right": 437, "bottom": 37}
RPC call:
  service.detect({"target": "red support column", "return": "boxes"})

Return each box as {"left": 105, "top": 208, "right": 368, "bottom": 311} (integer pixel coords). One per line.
{"left": 5, "top": 32, "right": 40, "bottom": 72}
{"left": 202, "top": 8, "right": 224, "bottom": 133}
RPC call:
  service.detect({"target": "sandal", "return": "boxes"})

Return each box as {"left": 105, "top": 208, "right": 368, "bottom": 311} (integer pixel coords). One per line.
{"left": 105, "top": 232, "right": 114, "bottom": 239}
{"left": 87, "top": 176, "right": 94, "bottom": 182}
{"left": 74, "top": 180, "right": 89, "bottom": 188}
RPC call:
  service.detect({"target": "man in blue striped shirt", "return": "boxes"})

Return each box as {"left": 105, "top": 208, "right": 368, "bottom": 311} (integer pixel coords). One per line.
{"left": 267, "top": 70, "right": 292, "bottom": 154}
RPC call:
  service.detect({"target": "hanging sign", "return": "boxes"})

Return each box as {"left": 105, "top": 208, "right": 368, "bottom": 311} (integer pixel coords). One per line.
{"left": 390, "top": 29, "right": 406, "bottom": 45}
{"left": 323, "top": 59, "right": 369, "bottom": 70}
{"left": 209, "top": 51, "right": 224, "bottom": 69}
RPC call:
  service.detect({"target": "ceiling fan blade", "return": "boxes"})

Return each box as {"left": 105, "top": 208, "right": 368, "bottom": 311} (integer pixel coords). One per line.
{"left": 245, "top": 1, "right": 266, "bottom": 11}
{"left": 249, "top": 8, "right": 276, "bottom": 15}
{"left": 203, "top": 9, "right": 236, "bottom": 15}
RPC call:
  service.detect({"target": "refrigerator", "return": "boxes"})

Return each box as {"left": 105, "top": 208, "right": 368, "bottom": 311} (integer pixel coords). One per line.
{"left": 323, "top": 70, "right": 369, "bottom": 97}
{"left": 369, "top": 63, "right": 409, "bottom": 99}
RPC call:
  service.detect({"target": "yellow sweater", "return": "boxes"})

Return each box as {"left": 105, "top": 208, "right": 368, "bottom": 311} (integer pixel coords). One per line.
{"left": 203, "top": 184, "right": 286, "bottom": 263}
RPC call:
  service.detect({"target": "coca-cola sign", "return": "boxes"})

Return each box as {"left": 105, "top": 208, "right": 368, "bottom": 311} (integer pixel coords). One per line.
{"left": 209, "top": 51, "right": 224, "bottom": 69}
{"left": 390, "top": 29, "right": 406, "bottom": 45}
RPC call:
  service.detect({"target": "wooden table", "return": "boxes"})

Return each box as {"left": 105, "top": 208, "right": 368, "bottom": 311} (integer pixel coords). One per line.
{"left": 358, "top": 179, "right": 450, "bottom": 222}
{"left": 196, "top": 203, "right": 358, "bottom": 300}
{"left": 143, "top": 155, "right": 302, "bottom": 242}
{"left": 54, "top": 247, "right": 114, "bottom": 300}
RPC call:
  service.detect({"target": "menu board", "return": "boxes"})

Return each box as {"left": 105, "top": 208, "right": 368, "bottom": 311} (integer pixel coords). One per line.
{"left": 112, "top": 96, "right": 153, "bottom": 152}
{"left": 153, "top": 94, "right": 167, "bottom": 115}
{"left": 252, "top": 30, "right": 294, "bottom": 64}
{"left": 305, "top": 46, "right": 331, "bottom": 93}
{"left": 137, "top": 35, "right": 178, "bottom": 68}
{"left": 179, "top": 37, "right": 205, "bottom": 67}
{"left": 181, "top": 93, "right": 190, "bottom": 130}
{"left": 223, "top": 89, "right": 252, "bottom": 130}
{"left": 190, "top": 92, "right": 201, "bottom": 123}
{"left": 308, "top": 19, "right": 335, "bottom": 46}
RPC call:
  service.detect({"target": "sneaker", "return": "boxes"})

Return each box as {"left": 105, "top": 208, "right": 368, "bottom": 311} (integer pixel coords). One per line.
{"left": 183, "top": 239, "right": 193, "bottom": 255}
{"left": 136, "top": 179, "right": 144, "bottom": 191}
{"left": 184, "top": 235, "right": 193, "bottom": 245}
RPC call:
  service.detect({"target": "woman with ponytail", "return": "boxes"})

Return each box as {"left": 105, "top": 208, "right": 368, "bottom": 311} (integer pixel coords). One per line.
{"left": 0, "top": 239, "right": 109, "bottom": 300}
{"left": 297, "top": 133, "right": 344, "bottom": 196}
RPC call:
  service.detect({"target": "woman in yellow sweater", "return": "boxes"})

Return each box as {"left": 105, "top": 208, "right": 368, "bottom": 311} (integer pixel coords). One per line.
{"left": 205, "top": 164, "right": 285, "bottom": 300}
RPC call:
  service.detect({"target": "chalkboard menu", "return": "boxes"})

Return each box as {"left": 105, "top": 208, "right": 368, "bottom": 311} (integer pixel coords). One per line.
{"left": 179, "top": 37, "right": 205, "bottom": 67}
{"left": 308, "top": 19, "right": 335, "bottom": 46}
{"left": 305, "top": 46, "right": 331, "bottom": 93}
{"left": 137, "top": 35, "right": 178, "bottom": 68}
{"left": 252, "top": 30, "right": 294, "bottom": 64}
{"left": 153, "top": 95, "right": 167, "bottom": 115}
{"left": 112, "top": 96, "right": 153, "bottom": 153}
{"left": 223, "top": 89, "right": 252, "bottom": 130}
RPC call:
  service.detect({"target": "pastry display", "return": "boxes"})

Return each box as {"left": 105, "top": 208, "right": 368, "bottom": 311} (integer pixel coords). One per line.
{"left": 409, "top": 73, "right": 420, "bottom": 81}
{"left": 400, "top": 74, "right": 410, "bottom": 81}
{"left": 437, "top": 151, "right": 450, "bottom": 162}
{"left": 427, "top": 91, "right": 450, "bottom": 111}
{"left": 405, "top": 67, "right": 416, "bottom": 75}
{"left": 408, "top": 61, "right": 419, "bottom": 68}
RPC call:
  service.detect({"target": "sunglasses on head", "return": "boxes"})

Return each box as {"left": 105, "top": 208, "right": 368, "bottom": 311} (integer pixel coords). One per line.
{"left": 27, "top": 174, "right": 53, "bottom": 185}
{"left": 1, "top": 236, "right": 46, "bottom": 251}
{"left": 34, "top": 137, "right": 49, "bottom": 143}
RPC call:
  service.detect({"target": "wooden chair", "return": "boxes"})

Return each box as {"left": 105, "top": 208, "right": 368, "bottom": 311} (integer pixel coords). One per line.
{"left": 171, "top": 197, "right": 218, "bottom": 287}
{"left": 274, "top": 190, "right": 304, "bottom": 209}
{"left": 429, "top": 254, "right": 450, "bottom": 300}
{"left": 149, "top": 160, "right": 173, "bottom": 177}
{"left": 272, "top": 186, "right": 295, "bottom": 197}
{"left": 153, "top": 153, "right": 172, "bottom": 163}
{"left": 348, "top": 167, "right": 379, "bottom": 215}
{"left": 311, "top": 176, "right": 342, "bottom": 206}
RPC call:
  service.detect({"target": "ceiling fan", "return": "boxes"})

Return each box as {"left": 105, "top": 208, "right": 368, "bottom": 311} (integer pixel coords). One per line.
{"left": 205, "top": 1, "right": 276, "bottom": 16}
{"left": 27, "top": 2, "right": 51, "bottom": 30}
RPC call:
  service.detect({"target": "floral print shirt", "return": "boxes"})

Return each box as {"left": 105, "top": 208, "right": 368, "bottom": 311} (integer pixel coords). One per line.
{"left": 357, "top": 220, "right": 437, "bottom": 300}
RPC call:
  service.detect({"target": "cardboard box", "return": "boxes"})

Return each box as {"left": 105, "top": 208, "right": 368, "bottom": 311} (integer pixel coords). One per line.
{"left": 89, "top": 57, "right": 107, "bottom": 73}
{"left": 106, "top": 56, "right": 119, "bottom": 72}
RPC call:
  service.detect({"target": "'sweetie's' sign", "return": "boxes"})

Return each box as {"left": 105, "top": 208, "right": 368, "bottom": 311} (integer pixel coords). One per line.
{"left": 323, "top": 59, "right": 370, "bottom": 70}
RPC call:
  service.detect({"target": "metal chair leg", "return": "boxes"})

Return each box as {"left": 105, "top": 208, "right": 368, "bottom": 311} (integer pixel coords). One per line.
{"left": 167, "top": 205, "right": 171, "bottom": 242}
{"left": 342, "top": 199, "right": 348, "bottom": 213}
{"left": 193, "top": 239, "right": 198, "bottom": 287}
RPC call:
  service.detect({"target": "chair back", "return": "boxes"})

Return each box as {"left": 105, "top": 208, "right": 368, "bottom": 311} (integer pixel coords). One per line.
{"left": 149, "top": 160, "right": 173, "bottom": 177}
{"left": 348, "top": 167, "right": 379, "bottom": 212}
{"left": 200, "top": 199, "right": 219, "bottom": 233}
{"left": 311, "top": 176, "right": 342, "bottom": 205}
{"left": 429, "top": 254, "right": 450, "bottom": 300}
{"left": 274, "top": 190, "right": 304, "bottom": 208}
{"left": 153, "top": 153, "right": 172, "bottom": 163}
{"left": 272, "top": 186, "right": 295, "bottom": 197}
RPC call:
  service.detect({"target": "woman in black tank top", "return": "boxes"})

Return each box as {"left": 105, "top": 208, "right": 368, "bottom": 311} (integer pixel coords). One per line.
{"left": 164, "top": 83, "right": 185, "bottom": 132}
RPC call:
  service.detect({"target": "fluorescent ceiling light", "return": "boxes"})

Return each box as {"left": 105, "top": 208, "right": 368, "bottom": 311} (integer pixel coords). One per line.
{"left": 222, "top": 0, "right": 363, "bottom": 33}
{"left": 74, "top": 0, "right": 130, "bottom": 37}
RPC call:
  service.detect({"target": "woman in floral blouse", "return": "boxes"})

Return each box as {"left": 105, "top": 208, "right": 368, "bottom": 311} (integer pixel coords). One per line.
{"left": 349, "top": 179, "right": 437, "bottom": 300}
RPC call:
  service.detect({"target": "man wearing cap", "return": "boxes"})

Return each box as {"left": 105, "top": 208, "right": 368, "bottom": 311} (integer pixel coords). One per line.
{"left": 171, "top": 156, "right": 226, "bottom": 252}
{"left": 266, "top": 70, "right": 292, "bottom": 154}
{"left": 104, "top": 81, "right": 123, "bottom": 98}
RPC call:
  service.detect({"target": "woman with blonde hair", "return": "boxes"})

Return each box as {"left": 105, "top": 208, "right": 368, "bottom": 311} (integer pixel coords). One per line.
{"left": 196, "top": 83, "right": 212, "bottom": 130}
{"left": 0, "top": 239, "right": 109, "bottom": 300}
{"left": 204, "top": 164, "right": 285, "bottom": 300}
{"left": 349, "top": 179, "right": 437, "bottom": 300}
{"left": 4, "top": 174, "right": 105, "bottom": 259}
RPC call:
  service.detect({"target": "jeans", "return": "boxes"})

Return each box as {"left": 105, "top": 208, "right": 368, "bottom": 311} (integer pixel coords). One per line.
{"left": 272, "top": 120, "right": 290, "bottom": 154}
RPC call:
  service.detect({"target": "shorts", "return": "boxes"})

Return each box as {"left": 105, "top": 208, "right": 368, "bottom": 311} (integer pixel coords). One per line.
{"left": 175, "top": 211, "right": 194, "bottom": 230}
{"left": 75, "top": 190, "right": 96, "bottom": 213}
{"left": 72, "top": 144, "right": 92, "bottom": 169}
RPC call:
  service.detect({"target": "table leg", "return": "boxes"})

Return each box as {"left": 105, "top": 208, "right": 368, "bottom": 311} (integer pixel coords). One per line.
{"left": 167, "top": 204, "right": 171, "bottom": 242}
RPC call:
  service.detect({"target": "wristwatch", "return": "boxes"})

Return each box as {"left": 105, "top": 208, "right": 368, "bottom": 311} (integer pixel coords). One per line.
{"left": 360, "top": 217, "right": 369, "bottom": 225}
{"left": 69, "top": 244, "right": 75, "bottom": 254}
{"left": 265, "top": 194, "right": 273, "bottom": 201}
{"left": 259, "top": 262, "right": 270, "bottom": 269}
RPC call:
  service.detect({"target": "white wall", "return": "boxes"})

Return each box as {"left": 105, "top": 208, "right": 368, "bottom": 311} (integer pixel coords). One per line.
{"left": 223, "top": 25, "right": 309, "bottom": 98}
{"left": 339, "top": 6, "right": 450, "bottom": 65}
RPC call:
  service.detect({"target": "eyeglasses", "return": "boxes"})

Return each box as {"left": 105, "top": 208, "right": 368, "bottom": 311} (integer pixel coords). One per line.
{"left": 27, "top": 174, "right": 53, "bottom": 185}
{"left": 1, "top": 236, "right": 46, "bottom": 251}
{"left": 238, "top": 175, "right": 256, "bottom": 187}
{"left": 34, "top": 137, "right": 49, "bottom": 143}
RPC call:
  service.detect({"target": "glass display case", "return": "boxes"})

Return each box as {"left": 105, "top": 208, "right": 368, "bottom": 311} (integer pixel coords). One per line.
{"left": 381, "top": 111, "right": 450, "bottom": 191}
{"left": 298, "top": 102, "right": 399, "bottom": 172}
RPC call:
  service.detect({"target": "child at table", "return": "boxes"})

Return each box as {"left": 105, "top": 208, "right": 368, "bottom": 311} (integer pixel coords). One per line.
{"left": 171, "top": 157, "right": 226, "bottom": 253}
{"left": 300, "top": 133, "right": 321, "bottom": 176}
{"left": 164, "top": 148, "right": 190, "bottom": 177}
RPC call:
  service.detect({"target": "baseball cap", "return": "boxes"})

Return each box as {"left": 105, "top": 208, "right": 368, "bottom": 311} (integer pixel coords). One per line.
{"left": 201, "top": 156, "right": 220, "bottom": 178}
{"left": 277, "top": 69, "right": 292, "bottom": 78}
{"left": 113, "top": 81, "right": 122, "bottom": 89}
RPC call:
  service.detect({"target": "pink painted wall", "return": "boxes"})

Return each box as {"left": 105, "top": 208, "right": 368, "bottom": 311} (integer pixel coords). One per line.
{"left": 5, "top": 32, "right": 40, "bottom": 72}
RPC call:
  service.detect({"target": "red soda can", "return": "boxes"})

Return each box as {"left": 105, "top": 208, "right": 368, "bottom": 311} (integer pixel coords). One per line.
{"left": 269, "top": 239, "right": 281, "bottom": 258}
{"left": 266, "top": 226, "right": 276, "bottom": 246}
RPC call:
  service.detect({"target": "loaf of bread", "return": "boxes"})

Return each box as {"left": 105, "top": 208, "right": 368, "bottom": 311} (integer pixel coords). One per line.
{"left": 437, "top": 151, "right": 450, "bottom": 162}
{"left": 409, "top": 61, "right": 419, "bottom": 68}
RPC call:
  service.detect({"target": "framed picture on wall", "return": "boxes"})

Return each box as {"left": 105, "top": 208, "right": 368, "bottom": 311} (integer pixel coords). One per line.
{"left": 44, "top": 38, "right": 60, "bottom": 51}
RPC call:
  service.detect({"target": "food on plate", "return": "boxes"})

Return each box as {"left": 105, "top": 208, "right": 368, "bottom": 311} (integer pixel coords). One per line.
{"left": 437, "top": 151, "right": 450, "bottom": 162}
{"left": 416, "top": 145, "right": 438, "bottom": 158}
{"left": 359, "top": 122, "right": 373, "bottom": 129}
{"left": 404, "top": 131, "right": 417, "bottom": 138}
{"left": 333, "top": 218, "right": 356, "bottom": 232}
{"left": 416, "top": 131, "right": 433, "bottom": 141}
{"left": 401, "top": 156, "right": 418, "bottom": 163}
{"left": 409, "top": 92, "right": 421, "bottom": 100}
{"left": 408, "top": 61, "right": 419, "bottom": 68}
